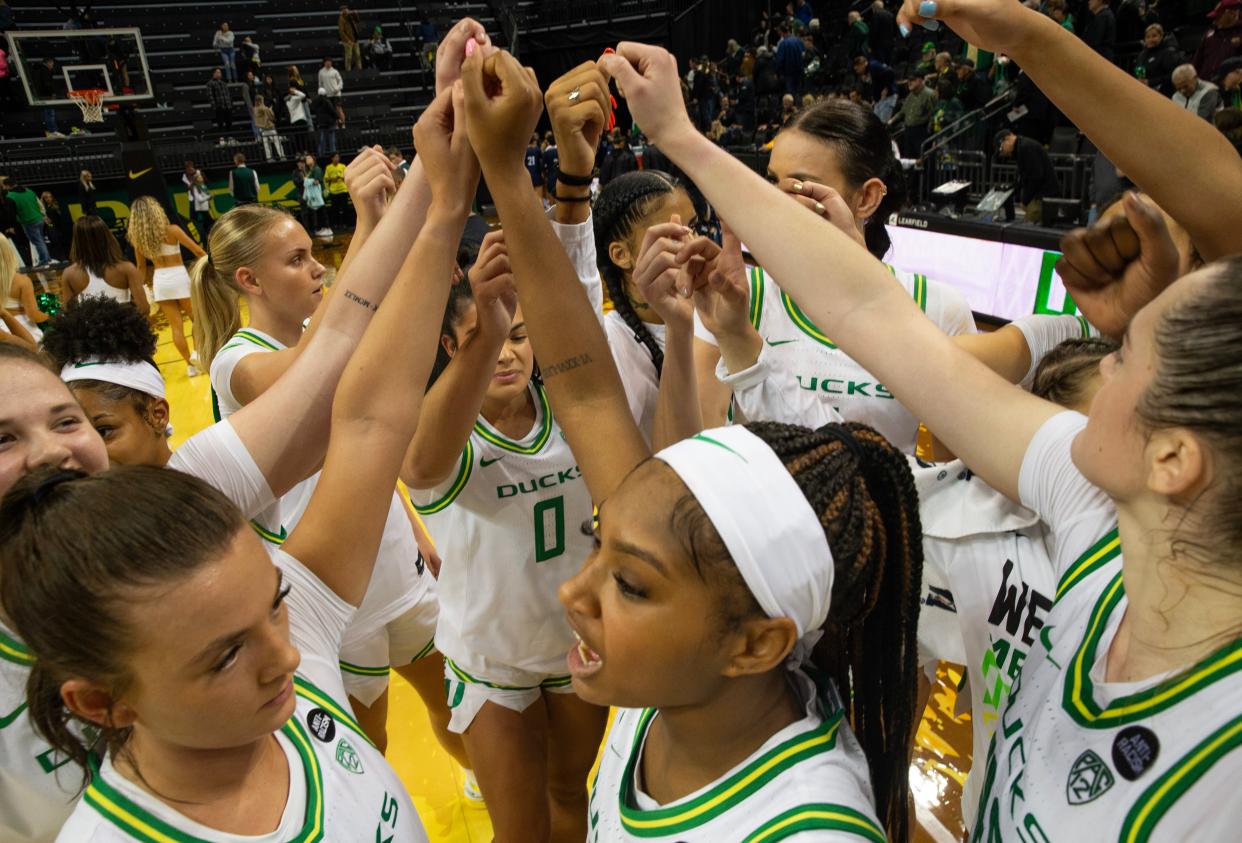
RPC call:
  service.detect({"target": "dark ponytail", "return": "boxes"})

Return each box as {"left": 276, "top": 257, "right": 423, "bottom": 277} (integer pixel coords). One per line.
{"left": 0, "top": 465, "right": 247, "bottom": 787}
{"left": 593, "top": 170, "right": 681, "bottom": 376}
{"left": 750, "top": 420, "right": 922, "bottom": 842}
{"left": 785, "top": 99, "right": 908, "bottom": 259}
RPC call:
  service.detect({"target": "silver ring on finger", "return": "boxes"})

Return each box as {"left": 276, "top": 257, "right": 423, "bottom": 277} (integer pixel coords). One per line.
{"left": 568, "top": 87, "right": 582, "bottom": 102}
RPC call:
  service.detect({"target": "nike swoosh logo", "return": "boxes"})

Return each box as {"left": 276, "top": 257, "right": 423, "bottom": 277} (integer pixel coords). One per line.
{"left": 0, "top": 701, "right": 28, "bottom": 729}
{"left": 766, "top": 338, "right": 797, "bottom": 346}
{"left": 479, "top": 456, "right": 503, "bottom": 467}
{"left": 128, "top": 167, "right": 153, "bottom": 179}
{"left": 73, "top": 360, "right": 106, "bottom": 367}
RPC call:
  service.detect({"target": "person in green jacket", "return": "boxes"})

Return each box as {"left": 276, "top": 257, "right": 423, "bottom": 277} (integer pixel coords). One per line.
{"left": 4, "top": 179, "right": 51, "bottom": 267}
{"left": 227, "top": 152, "right": 260, "bottom": 206}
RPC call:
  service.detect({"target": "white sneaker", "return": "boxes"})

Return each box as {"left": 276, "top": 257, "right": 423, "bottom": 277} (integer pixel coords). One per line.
{"left": 316, "top": 227, "right": 334, "bottom": 237}
{"left": 187, "top": 364, "right": 202, "bottom": 377}
{"left": 462, "top": 768, "right": 484, "bottom": 802}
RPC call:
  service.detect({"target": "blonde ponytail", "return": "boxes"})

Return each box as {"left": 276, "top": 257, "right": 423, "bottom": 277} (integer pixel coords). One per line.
{"left": 188, "top": 204, "right": 293, "bottom": 369}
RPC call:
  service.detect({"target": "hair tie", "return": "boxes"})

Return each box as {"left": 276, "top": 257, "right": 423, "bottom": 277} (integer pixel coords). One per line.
{"left": 31, "top": 470, "right": 82, "bottom": 506}
{"left": 818, "top": 424, "right": 867, "bottom": 463}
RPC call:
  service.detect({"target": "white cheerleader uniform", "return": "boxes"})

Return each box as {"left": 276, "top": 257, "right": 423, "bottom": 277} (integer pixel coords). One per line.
{"left": 3, "top": 293, "right": 42, "bottom": 342}
{"left": 211, "top": 327, "right": 439, "bottom": 706}
{"left": 151, "top": 243, "right": 191, "bottom": 302}
{"left": 80, "top": 269, "right": 132, "bottom": 304}
{"left": 55, "top": 549, "right": 428, "bottom": 842}
{"left": 588, "top": 667, "right": 885, "bottom": 842}
{"left": 970, "top": 412, "right": 1242, "bottom": 841}
{"left": 2, "top": 420, "right": 275, "bottom": 842}
{"left": 695, "top": 265, "right": 976, "bottom": 453}
{"left": 410, "top": 382, "right": 592, "bottom": 732}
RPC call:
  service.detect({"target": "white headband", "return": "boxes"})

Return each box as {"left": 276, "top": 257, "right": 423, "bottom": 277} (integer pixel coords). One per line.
{"left": 656, "top": 426, "right": 834, "bottom": 664}
{"left": 61, "top": 358, "right": 166, "bottom": 400}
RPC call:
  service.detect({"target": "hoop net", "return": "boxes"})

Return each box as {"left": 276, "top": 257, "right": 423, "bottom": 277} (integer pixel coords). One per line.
{"left": 69, "top": 89, "right": 108, "bottom": 123}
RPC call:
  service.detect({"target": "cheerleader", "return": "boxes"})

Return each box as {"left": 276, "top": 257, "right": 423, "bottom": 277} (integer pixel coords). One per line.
{"left": 1, "top": 235, "right": 49, "bottom": 341}
{"left": 458, "top": 50, "right": 924, "bottom": 840}
{"left": 0, "top": 79, "right": 474, "bottom": 842}
{"left": 191, "top": 163, "right": 464, "bottom": 764}
{"left": 61, "top": 216, "right": 148, "bottom": 313}
{"left": 602, "top": 19, "right": 1242, "bottom": 838}
{"left": 126, "top": 196, "right": 205, "bottom": 375}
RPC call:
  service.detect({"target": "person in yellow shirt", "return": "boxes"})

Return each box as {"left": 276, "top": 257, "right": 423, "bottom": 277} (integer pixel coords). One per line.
{"left": 324, "top": 151, "right": 351, "bottom": 229}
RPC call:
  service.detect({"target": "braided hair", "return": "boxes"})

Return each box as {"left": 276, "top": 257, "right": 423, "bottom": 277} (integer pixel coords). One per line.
{"left": 593, "top": 170, "right": 683, "bottom": 376}
{"left": 669, "top": 420, "right": 923, "bottom": 841}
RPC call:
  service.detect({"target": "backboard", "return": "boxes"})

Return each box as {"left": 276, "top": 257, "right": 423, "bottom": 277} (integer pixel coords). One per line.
{"left": 5, "top": 28, "right": 152, "bottom": 106}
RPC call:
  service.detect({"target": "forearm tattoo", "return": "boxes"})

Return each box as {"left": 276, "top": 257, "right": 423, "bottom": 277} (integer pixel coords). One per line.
{"left": 542, "top": 353, "right": 593, "bottom": 379}
{"left": 344, "top": 289, "right": 378, "bottom": 312}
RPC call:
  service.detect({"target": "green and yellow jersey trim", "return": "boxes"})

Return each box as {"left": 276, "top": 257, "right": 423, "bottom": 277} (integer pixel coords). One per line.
{"left": 617, "top": 706, "right": 843, "bottom": 836}
{"left": 0, "top": 626, "right": 34, "bottom": 667}
{"left": 292, "top": 676, "right": 376, "bottom": 749}
{"left": 742, "top": 803, "right": 886, "bottom": 843}
{"left": 445, "top": 657, "right": 569, "bottom": 691}
{"left": 1120, "top": 712, "right": 1242, "bottom": 843}
{"left": 413, "top": 440, "right": 474, "bottom": 515}
{"left": 762, "top": 264, "right": 927, "bottom": 349}
{"left": 340, "top": 660, "right": 390, "bottom": 677}
{"left": 410, "top": 638, "right": 437, "bottom": 663}
{"left": 1063, "top": 570, "right": 1242, "bottom": 728}
{"left": 1055, "top": 527, "right": 1120, "bottom": 602}
{"left": 747, "top": 266, "right": 765, "bottom": 329}
{"left": 250, "top": 520, "right": 288, "bottom": 545}
{"left": 221, "top": 328, "right": 283, "bottom": 353}
{"left": 472, "top": 383, "right": 553, "bottom": 454}
{"left": 84, "top": 717, "right": 325, "bottom": 842}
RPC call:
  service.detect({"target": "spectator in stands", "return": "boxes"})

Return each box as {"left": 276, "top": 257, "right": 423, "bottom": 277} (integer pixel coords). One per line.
{"left": 312, "top": 87, "right": 338, "bottom": 155}
{"left": 259, "top": 73, "right": 279, "bottom": 116}
{"left": 868, "top": 1, "right": 898, "bottom": 64}
{"left": 227, "top": 153, "right": 259, "bottom": 207}
{"left": 0, "top": 43, "right": 15, "bottom": 111}
{"left": 995, "top": 129, "right": 1060, "bottom": 224}
{"left": 40, "top": 192, "right": 71, "bottom": 262}
{"left": 934, "top": 51, "right": 953, "bottom": 77}
{"left": 912, "top": 42, "right": 937, "bottom": 77}
{"left": 301, "top": 155, "right": 330, "bottom": 237}
{"left": 324, "top": 151, "right": 349, "bottom": 228}
{"left": 853, "top": 54, "right": 896, "bottom": 102}
{"left": 386, "top": 146, "right": 409, "bottom": 181}
{"left": 1219, "top": 56, "right": 1242, "bottom": 108}
{"left": 1194, "top": 0, "right": 1242, "bottom": 82}
{"left": 774, "top": 23, "right": 805, "bottom": 95}
{"left": 1214, "top": 106, "right": 1242, "bottom": 153}
{"left": 1134, "top": 24, "right": 1184, "bottom": 95}
{"left": 185, "top": 168, "right": 213, "bottom": 245}
{"left": 0, "top": 177, "right": 31, "bottom": 268}
{"left": 253, "top": 95, "right": 282, "bottom": 161}
{"left": 32, "top": 56, "right": 63, "bottom": 137}
{"left": 213, "top": 21, "right": 236, "bottom": 83}
{"left": 338, "top": 5, "right": 362, "bottom": 72}
{"left": 955, "top": 58, "right": 992, "bottom": 111}
{"left": 542, "top": 130, "right": 559, "bottom": 204}
{"left": 368, "top": 27, "right": 393, "bottom": 71}
{"left": 845, "top": 11, "right": 870, "bottom": 59}
{"left": 78, "top": 169, "right": 97, "bottom": 217}
{"left": 206, "top": 68, "right": 232, "bottom": 132}
{"left": 780, "top": 92, "right": 798, "bottom": 124}
{"left": 317, "top": 57, "right": 345, "bottom": 127}
{"left": 1083, "top": 0, "right": 1117, "bottom": 63}
{"left": 793, "top": 0, "right": 813, "bottom": 27}
{"left": 1172, "top": 63, "right": 1223, "bottom": 119}
{"left": 287, "top": 63, "right": 307, "bottom": 91}
{"left": 1045, "top": 0, "right": 1074, "bottom": 32}
{"left": 5, "top": 179, "right": 51, "bottom": 267}
{"left": 417, "top": 17, "right": 438, "bottom": 71}
{"left": 722, "top": 38, "right": 743, "bottom": 76}
{"left": 601, "top": 132, "right": 638, "bottom": 185}
{"left": 239, "top": 35, "right": 261, "bottom": 78}
{"left": 285, "top": 84, "right": 310, "bottom": 129}
{"left": 895, "top": 73, "right": 936, "bottom": 156}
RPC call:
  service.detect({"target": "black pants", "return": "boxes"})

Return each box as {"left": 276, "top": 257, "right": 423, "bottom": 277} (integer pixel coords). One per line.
{"left": 190, "top": 208, "right": 214, "bottom": 246}
{"left": 213, "top": 106, "right": 232, "bottom": 130}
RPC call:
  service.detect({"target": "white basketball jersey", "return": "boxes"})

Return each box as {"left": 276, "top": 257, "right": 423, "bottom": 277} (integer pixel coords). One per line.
{"left": 56, "top": 679, "right": 427, "bottom": 842}
{"left": 973, "top": 413, "right": 1242, "bottom": 841}
{"left": 411, "top": 382, "right": 593, "bottom": 685}
{"left": 695, "top": 265, "right": 976, "bottom": 453}
{"left": 588, "top": 668, "right": 885, "bottom": 842}
{"left": 1, "top": 625, "right": 77, "bottom": 842}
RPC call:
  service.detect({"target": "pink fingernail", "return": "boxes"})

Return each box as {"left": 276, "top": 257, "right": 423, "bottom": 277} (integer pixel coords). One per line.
{"left": 465, "top": 38, "right": 478, "bottom": 57}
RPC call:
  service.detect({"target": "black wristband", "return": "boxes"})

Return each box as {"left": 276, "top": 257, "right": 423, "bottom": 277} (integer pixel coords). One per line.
{"left": 554, "top": 193, "right": 591, "bottom": 203}
{"left": 555, "top": 170, "right": 594, "bottom": 187}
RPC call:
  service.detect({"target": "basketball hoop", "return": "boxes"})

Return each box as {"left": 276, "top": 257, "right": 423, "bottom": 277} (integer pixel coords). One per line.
{"left": 69, "top": 89, "right": 108, "bottom": 123}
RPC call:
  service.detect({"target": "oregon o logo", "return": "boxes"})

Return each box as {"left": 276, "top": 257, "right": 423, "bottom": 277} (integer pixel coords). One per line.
{"left": 1066, "top": 749, "right": 1115, "bottom": 805}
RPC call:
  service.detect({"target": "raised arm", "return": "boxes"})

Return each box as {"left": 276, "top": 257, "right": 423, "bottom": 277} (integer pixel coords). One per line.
{"left": 462, "top": 51, "right": 649, "bottom": 503}
{"left": 602, "top": 43, "right": 1055, "bottom": 501}
{"left": 284, "top": 85, "right": 477, "bottom": 605}
{"left": 897, "top": 0, "right": 1242, "bottom": 262}
{"left": 400, "top": 230, "right": 513, "bottom": 489}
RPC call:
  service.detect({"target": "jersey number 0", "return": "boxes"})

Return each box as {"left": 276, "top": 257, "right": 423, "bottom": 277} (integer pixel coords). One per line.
{"left": 534, "top": 496, "right": 566, "bottom": 562}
